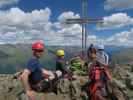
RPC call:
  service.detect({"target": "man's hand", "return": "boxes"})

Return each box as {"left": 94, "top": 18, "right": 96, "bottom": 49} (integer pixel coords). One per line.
{"left": 26, "top": 90, "right": 36, "bottom": 100}
{"left": 42, "top": 69, "right": 55, "bottom": 80}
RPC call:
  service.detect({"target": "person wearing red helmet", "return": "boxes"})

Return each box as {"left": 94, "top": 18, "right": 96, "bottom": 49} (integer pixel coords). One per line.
{"left": 20, "top": 41, "right": 62, "bottom": 100}
{"left": 31, "top": 42, "right": 45, "bottom": 59}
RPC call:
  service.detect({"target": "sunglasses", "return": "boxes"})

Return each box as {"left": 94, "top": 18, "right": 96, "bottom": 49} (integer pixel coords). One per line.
{"left": 35, "top": 50, "right": 44, "bottom": 52}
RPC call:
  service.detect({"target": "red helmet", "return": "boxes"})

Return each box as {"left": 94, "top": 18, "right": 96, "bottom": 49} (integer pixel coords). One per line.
{"left": 32, "top": 41, "right": 45, "bottom": 51}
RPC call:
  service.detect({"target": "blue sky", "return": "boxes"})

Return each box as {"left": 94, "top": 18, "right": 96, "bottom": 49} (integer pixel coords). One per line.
{"left": 0, "top": 0, "right": 133, "bottom": 46}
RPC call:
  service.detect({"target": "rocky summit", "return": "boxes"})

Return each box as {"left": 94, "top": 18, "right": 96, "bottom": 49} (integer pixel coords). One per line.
{"left": 0, "top": 63, "right": 133, "bottom": 100}
{"left": 112, "top": 64, "right": 133, "bottom": 100}
{"left": 0, "top": 72, "right": 85, "bottom": 100}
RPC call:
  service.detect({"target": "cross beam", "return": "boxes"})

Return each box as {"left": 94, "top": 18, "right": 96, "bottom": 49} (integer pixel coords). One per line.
{"left": 65, "top": 18, "right": 103, "bottom": 24}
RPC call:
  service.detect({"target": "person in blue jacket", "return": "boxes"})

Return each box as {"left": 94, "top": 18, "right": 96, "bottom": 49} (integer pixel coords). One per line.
{"left": 20, "top": 41, "right": 62, "bottom": 100}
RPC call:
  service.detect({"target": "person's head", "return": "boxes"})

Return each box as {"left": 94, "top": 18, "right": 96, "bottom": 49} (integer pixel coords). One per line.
{"left": 56, "top": 49, "right": 65, "bottom": 58}
{"left": 88, "top": 44, "right": 96, "bottom": 52}
{"left": 32, "top": 41, "right": 45, "bottom": 58}
{"left": 87, "top": 44, "right": 96, "bottom": 60}
{"left": 90, "top": 44, "right": 94, "bottom": 48}
{"left": 97, "top": 44, "right": 104, "bottom": 51}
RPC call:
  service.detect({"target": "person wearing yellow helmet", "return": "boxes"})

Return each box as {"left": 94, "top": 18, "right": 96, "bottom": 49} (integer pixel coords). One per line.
{"left": 56, "top": 49, "right": 65, "bottom": 57}
{"left": 56, "top": 49, "right": 68, "bottom": 75}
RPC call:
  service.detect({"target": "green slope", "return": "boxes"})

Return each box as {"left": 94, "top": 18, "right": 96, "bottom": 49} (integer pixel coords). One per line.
{"left": 111, "top": 48, "right": 133, "bottom": 65}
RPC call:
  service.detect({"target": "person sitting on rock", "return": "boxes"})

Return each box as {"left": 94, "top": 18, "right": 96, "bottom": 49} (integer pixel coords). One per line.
{"left": 88, "top": 44, "right": 112, "bottom": 99}
{"left": 81, "top": 44, "right": 112, "bottom": 99}
{"left": 56, "top": 49, "right": 69, "bottom": 76}
{"left": 20, "top": 41, "right": 62, "bottom": 100}
{"left": 70, "top": 55, "right": 85, "bottom": 76}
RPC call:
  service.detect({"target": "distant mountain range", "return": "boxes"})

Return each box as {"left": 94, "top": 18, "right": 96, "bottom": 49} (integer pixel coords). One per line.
{"left": 0, "top": 44, "right": 132, "bottom": 74}
{"left": 111, "top": 47, "right": 133, "bottom": 65}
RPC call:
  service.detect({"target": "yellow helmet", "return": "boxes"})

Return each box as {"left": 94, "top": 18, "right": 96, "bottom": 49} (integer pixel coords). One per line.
{"left": 56, "top": 49, "right": 65, "bottom": 56}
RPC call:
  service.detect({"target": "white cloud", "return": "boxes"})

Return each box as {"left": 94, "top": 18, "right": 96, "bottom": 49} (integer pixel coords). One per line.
{"left": 0, "top": 0, "right": 20, "bottom": 8}
{"left": 87, "top": 35, "right": 99, "bottom": 45}
{"left": 1, "top": 7, "right": 133, "bottom": 46}
{"left": 53, "top": 11, "right": 82, "bottom": 45}
{"left": 97, "top": 13, "right": 133, "bottom": 30}
{"left": 0, "top": 8, "right": 87, "bottom": 46}
{"left": 0, "top": 7, "right": 53, "bottom": 44}
{"left": 106, "top": 29, "right": 133, "bottom": 46}
{"left": 104, "top": 0, "right": 133, "bottom": 10}
{"left": 58, "top": 11, "right": 80, "bottom": 22}
{"left": 0, "top": 7, "right": 51, "bottom": 27}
